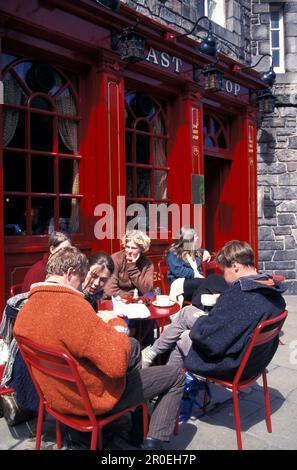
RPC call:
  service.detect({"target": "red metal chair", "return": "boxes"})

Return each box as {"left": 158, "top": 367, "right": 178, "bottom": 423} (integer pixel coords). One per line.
{"left": 9, "top": 283, "right": 23, "bottom": 297}
{"left": 15, "top": 335, "right": 149, "bottom": 450}
{"left": 0, "top": 364, "right": 15, "bottom": 397}
{"left": 197, "top": 310, "right": 288, "bottom": 450}
{"left": 157, "top": 258, "right": 170, "bottom": 295}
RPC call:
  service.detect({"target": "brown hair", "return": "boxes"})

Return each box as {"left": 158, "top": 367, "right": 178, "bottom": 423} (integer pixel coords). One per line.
{"left": 46, "top": 246, "right": 89, "bottom": 279}
{"left": 48, "top": 231, "right": 71, "bottom": 250}
{"left": 167, "top": 226, "right": 199, "bottom": 260}
{"left": 216, "top": 240, "right": 255, "bottom": 268}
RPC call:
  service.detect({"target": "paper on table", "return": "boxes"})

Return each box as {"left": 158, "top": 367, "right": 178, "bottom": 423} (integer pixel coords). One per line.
{"left": 111, "top": 296, "right": 151, "bottom": 319}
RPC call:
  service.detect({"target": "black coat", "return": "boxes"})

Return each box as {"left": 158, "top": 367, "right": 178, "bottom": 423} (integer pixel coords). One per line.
{"left": 184, "top": 275, "right": 287, "bottom": 381}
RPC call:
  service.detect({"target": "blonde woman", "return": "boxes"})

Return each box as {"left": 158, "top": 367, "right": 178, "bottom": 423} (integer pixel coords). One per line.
{"left": 167, "top": 226, "right": 211, "bottom": 302}
{"left": 104, "top": 229, "right": 154, "bottom": 298}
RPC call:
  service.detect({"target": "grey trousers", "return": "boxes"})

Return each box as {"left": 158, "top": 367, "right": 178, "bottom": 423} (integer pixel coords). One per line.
{"left": 112, "top": 346, "right": 185, "bottom": 441}
{"left": 152, "top": 305, "right": 206, "bottom": 368}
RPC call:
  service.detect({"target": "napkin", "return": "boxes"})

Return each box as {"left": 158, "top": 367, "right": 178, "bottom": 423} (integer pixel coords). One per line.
{"left": 111, "top": 297, "right": 151, "bottom": 319}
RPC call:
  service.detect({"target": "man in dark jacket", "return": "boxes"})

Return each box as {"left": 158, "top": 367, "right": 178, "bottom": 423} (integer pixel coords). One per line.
{"left": 142, "top": 240, "right": 286, "bottom": 380}
{"left": 184, "top": 240, "right": 287, "bottom": 380}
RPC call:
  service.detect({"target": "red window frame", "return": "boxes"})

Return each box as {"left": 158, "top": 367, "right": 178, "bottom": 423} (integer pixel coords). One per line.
{"left": 2, "top": 56, "right": 82, "bottom": 236}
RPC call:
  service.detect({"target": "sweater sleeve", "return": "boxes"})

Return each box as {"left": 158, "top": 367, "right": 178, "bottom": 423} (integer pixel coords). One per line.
{"left": 79, "top": 314, "right": 131, "bottom": 379}
{"left": 127, "top": 259, "right": 154, "bottom": 295}
{"left": 167, "top": 252, "right": 194, "bottom": 280}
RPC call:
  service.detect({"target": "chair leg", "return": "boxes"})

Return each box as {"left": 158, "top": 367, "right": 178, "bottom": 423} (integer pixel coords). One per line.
{"left": 55, "top": 420, "right": 62, "bottom": 449}
{"left": 35, "top": 401, "right": 45, "bottom": 450}
{"left": 262, "top": 370, "right": 272, "bottom": 433}
{"left": 232, "top": 388, "right": 243, "bottom": 450}
{"left": 91, "top": 428, "right": 99, "bottom": 450}
{"left": 202, "top": 390, "right": 209, "bottom": 411}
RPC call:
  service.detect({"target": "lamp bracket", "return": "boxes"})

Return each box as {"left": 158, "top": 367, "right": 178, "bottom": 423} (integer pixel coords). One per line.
{"left": 233, "top": 53, "right": 273, "bottom": 72}
{"left": 164, "top": 15, "right": 211, "bottom": 41}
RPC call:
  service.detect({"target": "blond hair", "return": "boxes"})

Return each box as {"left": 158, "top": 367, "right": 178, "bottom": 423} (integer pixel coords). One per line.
{"left": 121, "top": 230, "right": 151, "bottom": 253}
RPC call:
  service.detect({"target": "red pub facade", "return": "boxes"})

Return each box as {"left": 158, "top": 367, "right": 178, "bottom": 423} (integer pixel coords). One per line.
{"left": 0, "top": 0, "right": 266, "bottom": 309}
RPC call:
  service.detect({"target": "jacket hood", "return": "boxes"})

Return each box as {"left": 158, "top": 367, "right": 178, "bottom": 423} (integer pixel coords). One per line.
{"left": 237, "top": 275, "right": 287, "bottom": 295}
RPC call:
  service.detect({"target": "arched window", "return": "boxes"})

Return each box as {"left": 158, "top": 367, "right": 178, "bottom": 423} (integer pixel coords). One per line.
{"left": 125, "top": 91, "right": 168, "bottom": 229}
{"left": 203, "top": 114, "right": 229, "bottom": 152}
{"left": 2, "top": 55, "right": 81, "bottom": 236}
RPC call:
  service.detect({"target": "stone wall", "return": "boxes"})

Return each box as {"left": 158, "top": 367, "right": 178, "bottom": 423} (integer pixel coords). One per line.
{"left": 252, "top": 1, "right": 297, "bottom": 293}
{"left": 122, "top": 0, "right": 251, "bottom": 61}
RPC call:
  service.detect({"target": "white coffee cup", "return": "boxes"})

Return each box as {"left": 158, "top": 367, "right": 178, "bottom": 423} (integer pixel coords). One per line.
{"left": 201, "top": 294, "right": 217, "bottom": 307}
{"left": 156, "top": 295, "right": 170, "bottom": 307}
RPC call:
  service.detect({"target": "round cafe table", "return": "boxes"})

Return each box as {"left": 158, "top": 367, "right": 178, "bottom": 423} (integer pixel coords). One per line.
{"left": 98, "top": 299, "right": 181, "bottom": 346}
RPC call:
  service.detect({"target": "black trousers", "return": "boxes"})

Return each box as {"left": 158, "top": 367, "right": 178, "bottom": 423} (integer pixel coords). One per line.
{"left": 191, "top": 274, "right": 229, "bottom": 310}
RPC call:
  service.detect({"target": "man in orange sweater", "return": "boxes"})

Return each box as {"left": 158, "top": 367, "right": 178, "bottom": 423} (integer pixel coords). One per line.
{"left": 14, "top": 246, "right": 185, "bottom": 450}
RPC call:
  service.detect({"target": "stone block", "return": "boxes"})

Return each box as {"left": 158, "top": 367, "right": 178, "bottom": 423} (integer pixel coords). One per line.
{"left": 285, "top": 36, "right": 297, "bottom": 53}
{"left": 264, "top": 203, "right": 276, "bottom": 219}
{"left": 261, "top": 217, "right": 277, "bottom": 226}
{"left": 286, "top": 23, "right": 297, "bottom": 37}
{"left": 258, "top": 241, "right": 284, "bottom": 250}
{"left": 258, "top": 152, "right": 276, "bottom": 163}
{"left": 288, "top": 162, "right": 297, "bottom": 172}
{"left": 252, "top": 24, "right": 269, "bottom": 40}
{"left": 285, "top": 4, "right": 297, "bottom": 13}
{"left": 273, "top": 249, "right": 297, "bottom": 261}
{"left": 285, "top": 235, "right": 297, "bottom": 250}
{"left": 269, "top": 118, "right": 286, "bottom": 128}
{"left": 257, "top": 175, "right": 278, "bottom": 186}
{"left": 258, "top": 250, "right": 274, "bottom": 261}
{"left": 269, "top": 141, "right": 287, "bottom": 149}
{"left": 289, "top": 137, "right": 297, "bottom": 149}
{"left": 277, "top": 214, "right": 296, "bottom": 225}
{"left": 265, "top": 261, "right": 295, "bottom": 270}
{"left": 257, "top": 163, "right": 267, "bottom": 175}
{"left": 267, "top": 163, "right": 287, "bottom": 174}
{"left": 273, "top": 227, "right": 292, "bottom": 236}
{"left": 273, "top": 187, "right": 297, "bottom": 200}
{"left": 277, "top": 136, "right": 288, "bottom": 142}
{"left": 258, "top": 129, "right": 275, "bottom": 142}
{"left": 258, "top": 226, "right": 275, "bottom": 241}
{"left": 286, "top": 54, "right": 297, "bottom": 73}
{"left": 278, "top": 201, "right": 297, "bottom": 212}
{"left": 260, "top": 13, "right": 270, "bottom": 24}
{"left": 277, "top": 127, "right": 296, "bottom": 135}
{"left": 160, "top": 8, "right": 178, "bottom": 24}
{"left": 253, "top": 4, "right": 270, "bottom": 14}
{"left": 276, "top": 149, "right": 297, "bottom": 162}
{"left": 279, "top": 172, "right": 297, "bottom": 186}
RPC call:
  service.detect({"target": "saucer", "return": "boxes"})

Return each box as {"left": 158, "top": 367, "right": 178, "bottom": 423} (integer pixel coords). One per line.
{"left": 152, "top": 300, "right": 175, "bottom": 307}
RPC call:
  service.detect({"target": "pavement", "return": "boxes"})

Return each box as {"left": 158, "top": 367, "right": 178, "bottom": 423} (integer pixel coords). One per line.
{"left": 0, "top": 295, "right": 297, "bottom": 451}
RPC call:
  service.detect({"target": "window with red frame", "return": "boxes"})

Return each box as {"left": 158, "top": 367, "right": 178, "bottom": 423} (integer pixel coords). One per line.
{"left": 125, "top": 91, "right": 169, "bottom": 232}
{"left": 2, "top": 54, "right": 81, "bottom": 236}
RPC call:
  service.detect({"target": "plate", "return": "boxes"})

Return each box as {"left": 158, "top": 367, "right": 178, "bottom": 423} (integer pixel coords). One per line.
{"left": 152, "top": 300, "right": 175, "bottom": 308}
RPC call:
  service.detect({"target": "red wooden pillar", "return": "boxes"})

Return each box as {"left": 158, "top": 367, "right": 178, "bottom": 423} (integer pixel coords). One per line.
{"left": 80, "top": 52, "right": 125, "bottom": 255}
{"left": 168, "top": 85, "right": 204, "bottom": 244}
{"left": 246, "top": 114, "right": 258, "bottom": 265}
{"left": 0, "top": 31, "right": 5, "bottom": 312}
{"left": 227, "top": 111, "right": 258, "bottom": 259}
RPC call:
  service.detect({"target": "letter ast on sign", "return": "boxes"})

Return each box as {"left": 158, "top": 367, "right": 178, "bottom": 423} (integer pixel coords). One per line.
{"left": 146, "top": 47, "right": 182, "bottom": 73}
